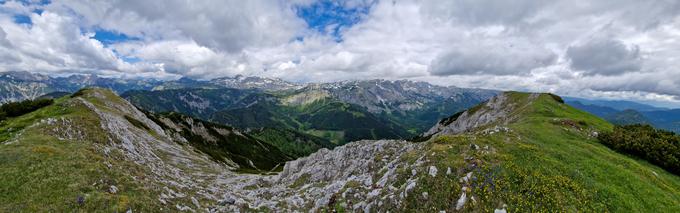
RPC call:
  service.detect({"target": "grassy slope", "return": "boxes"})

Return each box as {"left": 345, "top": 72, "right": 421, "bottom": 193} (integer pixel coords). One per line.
{"left": 211, "top": 97, "right": 412, "bottom": 144}
{"left": 0, "top": 95, "right": 163, "bottom": 212}
{"left": 389, "top": 92, "right": 680, "bottom": 212}
{"left": 293, "top": 98, "right": 413, "bottom": 142}
{"left": 505, "top": 93, "right": 680, "bottom": 211}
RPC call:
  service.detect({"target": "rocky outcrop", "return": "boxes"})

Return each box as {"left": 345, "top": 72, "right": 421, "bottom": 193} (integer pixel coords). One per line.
{"left": 75, "top": 89, "right": 234, "bottom": 208}
{"left": 212, "top": 139, "right": 426, "bottom": 211}
{"left": 423, "top": 92, "right": 540, "bottom": 138}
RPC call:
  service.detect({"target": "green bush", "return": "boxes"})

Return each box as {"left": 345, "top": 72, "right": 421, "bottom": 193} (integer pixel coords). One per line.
{"left": 0, "top": 98, "right": 54, "bottom": 119}
{"left": 70, "top": 88, "right": 89, "bottom": 98}
{"left": 548, "top": 93, "right": 564, "bottom": 103}
{"left": 598, "top": 124, "right": 680, "bottom": 175}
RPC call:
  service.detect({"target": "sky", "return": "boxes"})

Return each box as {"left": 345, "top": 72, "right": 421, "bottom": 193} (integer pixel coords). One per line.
{"left": 1, "top": 0, "right": 680, "bottom": 107}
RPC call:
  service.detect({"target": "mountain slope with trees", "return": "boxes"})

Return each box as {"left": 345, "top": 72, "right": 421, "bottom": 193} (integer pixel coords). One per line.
{"left": 1, "top": 89, "right": 679, "bottom": 212}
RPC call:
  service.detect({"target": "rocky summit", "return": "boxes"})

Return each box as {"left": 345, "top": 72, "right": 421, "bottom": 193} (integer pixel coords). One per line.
{"left": 1, "top": 88, "right": 679, "bottom": 212}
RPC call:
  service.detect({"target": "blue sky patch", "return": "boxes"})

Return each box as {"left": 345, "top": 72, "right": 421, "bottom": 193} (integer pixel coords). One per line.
{"left": 92, "top": 29, "right": 138, "bottom": 46}
{"left": 13, "top": 14, "right": 32, "bottom": 26}
{"left": 296, "top": 0, "right": 373, "bottom": 42}
{"left": 15, "top": 0, "right": 50, "bottom": 6}
{"left": 122, "top": 56, "right": 141, "bottom": 63}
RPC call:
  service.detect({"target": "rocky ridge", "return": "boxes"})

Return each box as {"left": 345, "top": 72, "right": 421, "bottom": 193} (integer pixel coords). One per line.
{"left": 422, "top": 92, "right": 538, "bottom": 137}
{"left": 4, "top": 89, "right": 679, "bottom": 212}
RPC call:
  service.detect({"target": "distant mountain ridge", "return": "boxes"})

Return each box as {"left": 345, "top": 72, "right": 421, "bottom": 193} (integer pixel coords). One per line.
{"left": 151, "top": 75, "right": 303, "bottom": 91}
{"left": 288, "top": 79, "right": 499, "bottom": 133}
{"left": 122, "top": 88, "right": 414, "bottom": 144}
{"left": 1, "top": 70, "right": 498, "bottom": 146}
{"left": 564, "top": 96, "right": 669, "bottom": 112}
{"left": 121, "top": 79, "right": 498, "bottom": 143}
{"left": 0, "top": 71, "right": 161, "bottom": 103}
{"left": 566, "top": 99, "right": 680, "bottom": 133}
{"left": 0, "top": 71, "right": 493, "bottom": 108}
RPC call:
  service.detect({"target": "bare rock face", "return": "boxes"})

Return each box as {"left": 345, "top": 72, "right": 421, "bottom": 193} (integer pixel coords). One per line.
{"left": 277, "top": 140, "right": 414, "bottom": 184}
{"left": 73, "top": 88, "right": 236, "bottom": 208}
{"left": 319, "top": 79, "right": 498, "bottom": 114}
{"left": 0, "top": 71, "right": 51, "bottom": 103}
{"left": 422, "top": 92, "right": 540, "bottom": 138}
{"left": 209, "top": 74, "right": 303, "bottom": 91}
{"left": 424, "top": 93, "right": 512, "bottom": 137}
{"left": 210, "top": 139, "right": 426, "bottom": 211}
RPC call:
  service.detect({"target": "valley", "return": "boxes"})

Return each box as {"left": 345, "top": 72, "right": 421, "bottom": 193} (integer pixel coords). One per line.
{"left": 1, "top": 87, "right": 679, "bottom": 211}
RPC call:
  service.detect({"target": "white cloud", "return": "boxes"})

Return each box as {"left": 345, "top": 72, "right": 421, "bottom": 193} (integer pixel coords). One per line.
{"left": 0, "top": 11, "right": 116, "bottom": 71}
{"left": 429, "top": 40, "right": 557, "bottom": 76}
{"left": 1, "top": 0, "right": 680, "bottom": 104}
{"left": 566, "top": 38, "right": 642, "bottom": 75}
{"left": 49, "top": 0, "right": 305, "bottom": 52}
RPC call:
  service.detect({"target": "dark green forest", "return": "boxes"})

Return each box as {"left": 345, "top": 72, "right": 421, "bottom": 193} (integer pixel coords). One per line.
{"left": 0, "top": 99, "right": 54, "bottom": 121}
{"left": 598, "top": 124, "right": 680, "bottom": 175}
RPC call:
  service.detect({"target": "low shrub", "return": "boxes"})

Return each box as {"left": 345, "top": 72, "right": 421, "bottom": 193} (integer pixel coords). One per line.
{"left": 598, "top": 124, "right": 680, "bottom": 175}
{"left": 0, "top": 98, "right": 54, "bottom": 120}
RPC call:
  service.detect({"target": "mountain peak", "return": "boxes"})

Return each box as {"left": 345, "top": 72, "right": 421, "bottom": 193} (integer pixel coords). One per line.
{"left": 423, "top": 92, "right": 568, "bottom": 137}
{"left": 0, "top": 71, "right": 50, "bottom": 81}
{"left": 210, "top": 74, "right": 301, "bottom": 91}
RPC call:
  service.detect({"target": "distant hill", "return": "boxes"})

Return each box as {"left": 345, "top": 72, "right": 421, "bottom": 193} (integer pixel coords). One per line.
{"left": 564, "top": 96, "right": 668, "bottom": 111}
{"left": 567, "top": 99, "right": 680, "bottom": 133}
{"left": 605, "top": 109, "right": 651, "bottom": 125}
{"left": 567, "top": 101, "right": 620, "bottom": 117}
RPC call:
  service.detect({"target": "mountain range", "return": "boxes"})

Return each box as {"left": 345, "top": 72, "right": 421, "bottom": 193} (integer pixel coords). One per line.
{"left": 0, "top": 71, "right": 160, "bottom": 103}
{"left": 0, "top": 71, "right": 498, "bottom": 143}
{"left": 121, "top": 80, "right": 496, "bottom": 144}
{"left": 1, "top": 88, "right": 678, "bottom": 211}
{"left": 566, "top": 98, "right": 680, "bottom": 133}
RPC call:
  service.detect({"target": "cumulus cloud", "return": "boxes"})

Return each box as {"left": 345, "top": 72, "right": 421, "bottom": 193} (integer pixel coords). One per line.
{"left": 49, "top": 0, "right": 305, "bottom": 52}
{"left": 420, "top": 0, "right": 548, "bottom": 26}
{"left": 429, "top": 40, "right": 557, "bottom": 76}
{"left": 0, "top": 26, "right": 10, "bottom": 46}
{"left": 1, "top": 0, "right": 680, "bottom": 105}
{"left": 0, "top": 11, "right": 116, "bottom": 71}
{"left": 567, "top": 38, "right": 642, "bottom": 75}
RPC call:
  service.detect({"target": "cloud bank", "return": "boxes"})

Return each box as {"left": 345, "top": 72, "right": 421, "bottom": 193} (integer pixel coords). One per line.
{"left": 1, "top": 0, "right": 680, "bottom": 105}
